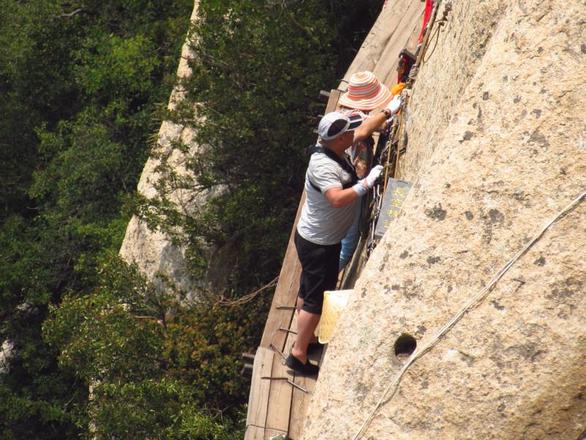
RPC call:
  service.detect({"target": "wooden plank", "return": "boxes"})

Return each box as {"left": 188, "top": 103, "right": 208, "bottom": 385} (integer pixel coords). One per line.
{"left": 259, "top": 203, "right": 303, "bottom": 350}
{"left": 244, "top": 425, "right": 265, "bottom": 440}
{"left": 266, "top": 311, "right": 299, "bottom": 436}
{"left": 404, "top": 4, "right": 424, "bottom": 57}
{"left": 344, "top": 0, "right": 425, "bottom": 82}
{"left": 261, "top": 89, "right": 343, "bottom": 437}
{"left": 373, "top": 0, "right": 425, "bottom": 85}
{"left": 265, "top": 302, "right": 304, "bottom": 437}
{"left": 245, "top": 348, "right": 275, "bottom": 438}
{"left": 325, "top": 89, "right": 342, "bottom": 113}
{"left": 282, "top": 312, "right": 297, "bottom": 366}
{"left": 287, "top": 312, "right": 312, "bottom": 440}
{"left": 288, "top": 373, "right": 314, "bottom": 440}
{"left": 264, "top": 354, "right": 293, "bottom": 436}
{"left": 245, "top": 426, "right": 288, "bottom": 440}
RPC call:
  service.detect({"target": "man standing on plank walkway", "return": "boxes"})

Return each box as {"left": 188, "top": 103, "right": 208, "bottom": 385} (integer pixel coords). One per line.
{"left": 287, "top": 98, "right": 400, "bottom": 375}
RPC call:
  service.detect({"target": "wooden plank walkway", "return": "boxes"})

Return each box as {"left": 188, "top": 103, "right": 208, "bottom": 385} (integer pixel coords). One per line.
{"left": 245, "top": 91, "right": 340, "bottom": 440}
{"left": 246, "top": 348, "right": 274, "bottom": 436}
{"left": 245, "top": 2, "right": 425, "bottom": 437}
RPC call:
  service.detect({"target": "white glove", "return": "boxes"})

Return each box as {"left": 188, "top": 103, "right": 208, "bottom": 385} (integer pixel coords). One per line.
{"left": 386, "top": 95, "right": 402, "bottom": 115}
{"left": 352, "top": 165, "right": 384, "bottom": 196}
{"left": 365, "top": 165, "right": 383, "bottom": 188}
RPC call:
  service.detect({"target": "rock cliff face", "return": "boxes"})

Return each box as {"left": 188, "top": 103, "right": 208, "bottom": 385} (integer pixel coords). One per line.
{"left": 119, "top": 2, "right": 205, "bottom": 293}
{"left": 303, "top": 1, "right": 586, "bottom": 439}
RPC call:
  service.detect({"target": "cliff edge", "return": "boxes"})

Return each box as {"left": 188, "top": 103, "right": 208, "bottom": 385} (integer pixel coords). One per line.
{"left": 119, "top": 2, "right": 204, "bottom": 293}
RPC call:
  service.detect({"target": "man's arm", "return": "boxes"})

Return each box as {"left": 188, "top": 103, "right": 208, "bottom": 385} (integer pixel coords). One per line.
{"left": 353, "top": 110, "right": 387, "bottom": 144}
{"left": 324, "top": 164, "right": 384, "bottom": 208}
{"left": 324, "top": 186, "right": 361, "bottom": 208}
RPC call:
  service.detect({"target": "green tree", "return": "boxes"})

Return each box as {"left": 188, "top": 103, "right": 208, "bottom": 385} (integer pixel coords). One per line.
{"left": 147, "top": 1, "right": 337, "bottom": 294}
{"left": 0, "top": 0, "right": 193, "bottom": 437}
{"left": 0, "top": 0, "right": 383, "bottom": 436}
{"left": 43, "top": 256, "right": 242, "bottom": 438}
{"left": 145, "top": 0, "right": 384, "bottom": 299}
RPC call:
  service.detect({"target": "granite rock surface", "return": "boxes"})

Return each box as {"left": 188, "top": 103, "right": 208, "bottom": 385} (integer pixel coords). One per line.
{"left": 303, "top": 0, "right": 586, "bottom": 438}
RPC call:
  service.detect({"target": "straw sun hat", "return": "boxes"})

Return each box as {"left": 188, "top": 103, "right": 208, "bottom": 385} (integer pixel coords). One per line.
{"left": 338, "top": 71, "right": 393, "bottom": 111}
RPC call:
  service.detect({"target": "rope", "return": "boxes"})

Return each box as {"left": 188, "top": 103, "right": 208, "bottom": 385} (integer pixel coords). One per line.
{"left": 422, "top": 21, "right": 442, "bottom": 63}
{"left": 352, "top": 188, "right": 586, "bottom": 440}
{"left": 422, "top": 0, "right": 452, "bottom": 63}
{"left": 407, "top": 0, "right": 443, "bottom": 87}
{"left": 216, "top": 276, "right": 279, "bottom": 306}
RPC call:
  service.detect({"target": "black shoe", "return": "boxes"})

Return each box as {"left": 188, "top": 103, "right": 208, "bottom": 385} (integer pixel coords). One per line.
{"left": 307, "top": 341, "right": 325, "bottom": 355}
{"left": 285, "top": 354, "right": 319, "bottom": 376}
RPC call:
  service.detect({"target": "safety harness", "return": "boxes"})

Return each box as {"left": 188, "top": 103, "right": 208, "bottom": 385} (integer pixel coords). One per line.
{"left": 307, "top": 145, "right": 359, "bottom": 193}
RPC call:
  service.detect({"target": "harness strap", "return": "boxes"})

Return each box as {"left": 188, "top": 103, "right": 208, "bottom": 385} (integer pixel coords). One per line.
{"left": 307, "top": 145, "right": 358, "bottom": 193}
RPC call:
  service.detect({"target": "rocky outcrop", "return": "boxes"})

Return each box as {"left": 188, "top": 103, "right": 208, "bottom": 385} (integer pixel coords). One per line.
{"left": 0, "top": 340, "right": 13, "bottom": 374}
{"left": 303, "top": 1, "right": 586, "bottom": 439}
{"left": 119, "top": 2, "right": 206, "bottom": 294}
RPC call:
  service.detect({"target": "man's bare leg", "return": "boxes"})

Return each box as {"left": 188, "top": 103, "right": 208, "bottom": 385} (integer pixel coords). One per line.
{"left": 296, "top": 296, "right": 304, "bottom": 311}
{"left": 291, "top": 309, "right": 321, "bottom": 363}
{"left": 295, "top": 297, "right": 319, "bottom": 345}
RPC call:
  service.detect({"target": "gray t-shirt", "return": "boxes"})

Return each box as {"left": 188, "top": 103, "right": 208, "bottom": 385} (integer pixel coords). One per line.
{"left": 297, "top": 150, "right": 359, "bottom": 246}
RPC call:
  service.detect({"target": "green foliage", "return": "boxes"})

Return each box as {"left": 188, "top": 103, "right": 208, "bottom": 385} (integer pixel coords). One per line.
{"left": 91, "top": 379, "right": 236, "bottom": 440}
{"left": 0, "top": 382, "right": 82, "bottom": 440}
{"left": 164, "top": 302, "right": 250, "bottom": 410}
{"left": 0, "top": 0, "right": 192, "bottom": 437}
{"left": 74, "top": 34, "right": 158, "bottom": 97}
{"left": 45, "top": 293, "right": 164, "bottom": 383}
{"left": 146, "top": 0, "right": 341, "bottom": 295}
{"left": 44, "top": 256, "right": 243, "bottom": 438}
{"left": 185, "top": 1, "right": 334, "bottom": 184}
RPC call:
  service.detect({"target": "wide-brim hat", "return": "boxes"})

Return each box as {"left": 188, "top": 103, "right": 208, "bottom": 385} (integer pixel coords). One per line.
{"left": 339, "top": 71, "right": 393, "bottom": 111}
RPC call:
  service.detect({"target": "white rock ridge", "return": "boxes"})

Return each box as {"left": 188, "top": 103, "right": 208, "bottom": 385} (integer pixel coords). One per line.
{"left": 119, "top": 1, "right": 206, "bottom": 295}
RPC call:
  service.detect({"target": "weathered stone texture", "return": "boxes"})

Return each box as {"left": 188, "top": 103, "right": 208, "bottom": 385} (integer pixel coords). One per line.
{"left": 304, "top": 0, "right": 586, "bottom": 439}
{"left": 0, "top": 340, "right": 14, "bottom": 374}
{"left": 119, "top": 2, "right": 206, "bottom": 293}
{"left": 400, "top": 0, "right": 508, "bottom": 180}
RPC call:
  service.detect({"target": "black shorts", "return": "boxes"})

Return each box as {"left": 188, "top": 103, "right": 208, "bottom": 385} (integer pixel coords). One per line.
{"left": 295, "top": 230, "right": 341, "bottom": 314}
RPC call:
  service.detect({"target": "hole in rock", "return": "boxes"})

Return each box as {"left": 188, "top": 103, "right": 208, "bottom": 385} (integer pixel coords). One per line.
{"left": 394, "top": 333, "right": 417, "bottom": 357}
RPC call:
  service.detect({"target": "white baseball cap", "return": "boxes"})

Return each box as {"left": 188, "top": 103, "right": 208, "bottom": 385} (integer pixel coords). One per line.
{"left": 318, "top": 111, "right": 363, "bottom": 141}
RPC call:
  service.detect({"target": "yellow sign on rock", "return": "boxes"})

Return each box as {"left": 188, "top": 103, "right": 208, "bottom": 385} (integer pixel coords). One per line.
{"left": 374, "top": 178, "right": 412, "bottom": 240}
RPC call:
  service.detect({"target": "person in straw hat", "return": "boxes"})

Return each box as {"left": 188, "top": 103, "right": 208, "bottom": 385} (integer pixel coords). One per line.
{"left": 338, "top": 70, "right": 394, "bottom": 111}
{"left": 287, "top": 96, "right": 401, "bottom": 375}
{"left": 337, "top": 71, "right": 401, "bottom": 270}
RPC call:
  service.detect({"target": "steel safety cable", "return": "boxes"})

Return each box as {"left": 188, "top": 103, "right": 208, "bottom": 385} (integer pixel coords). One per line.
{"left": 353, "top": 188, "right": 586, "bottom": 440}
